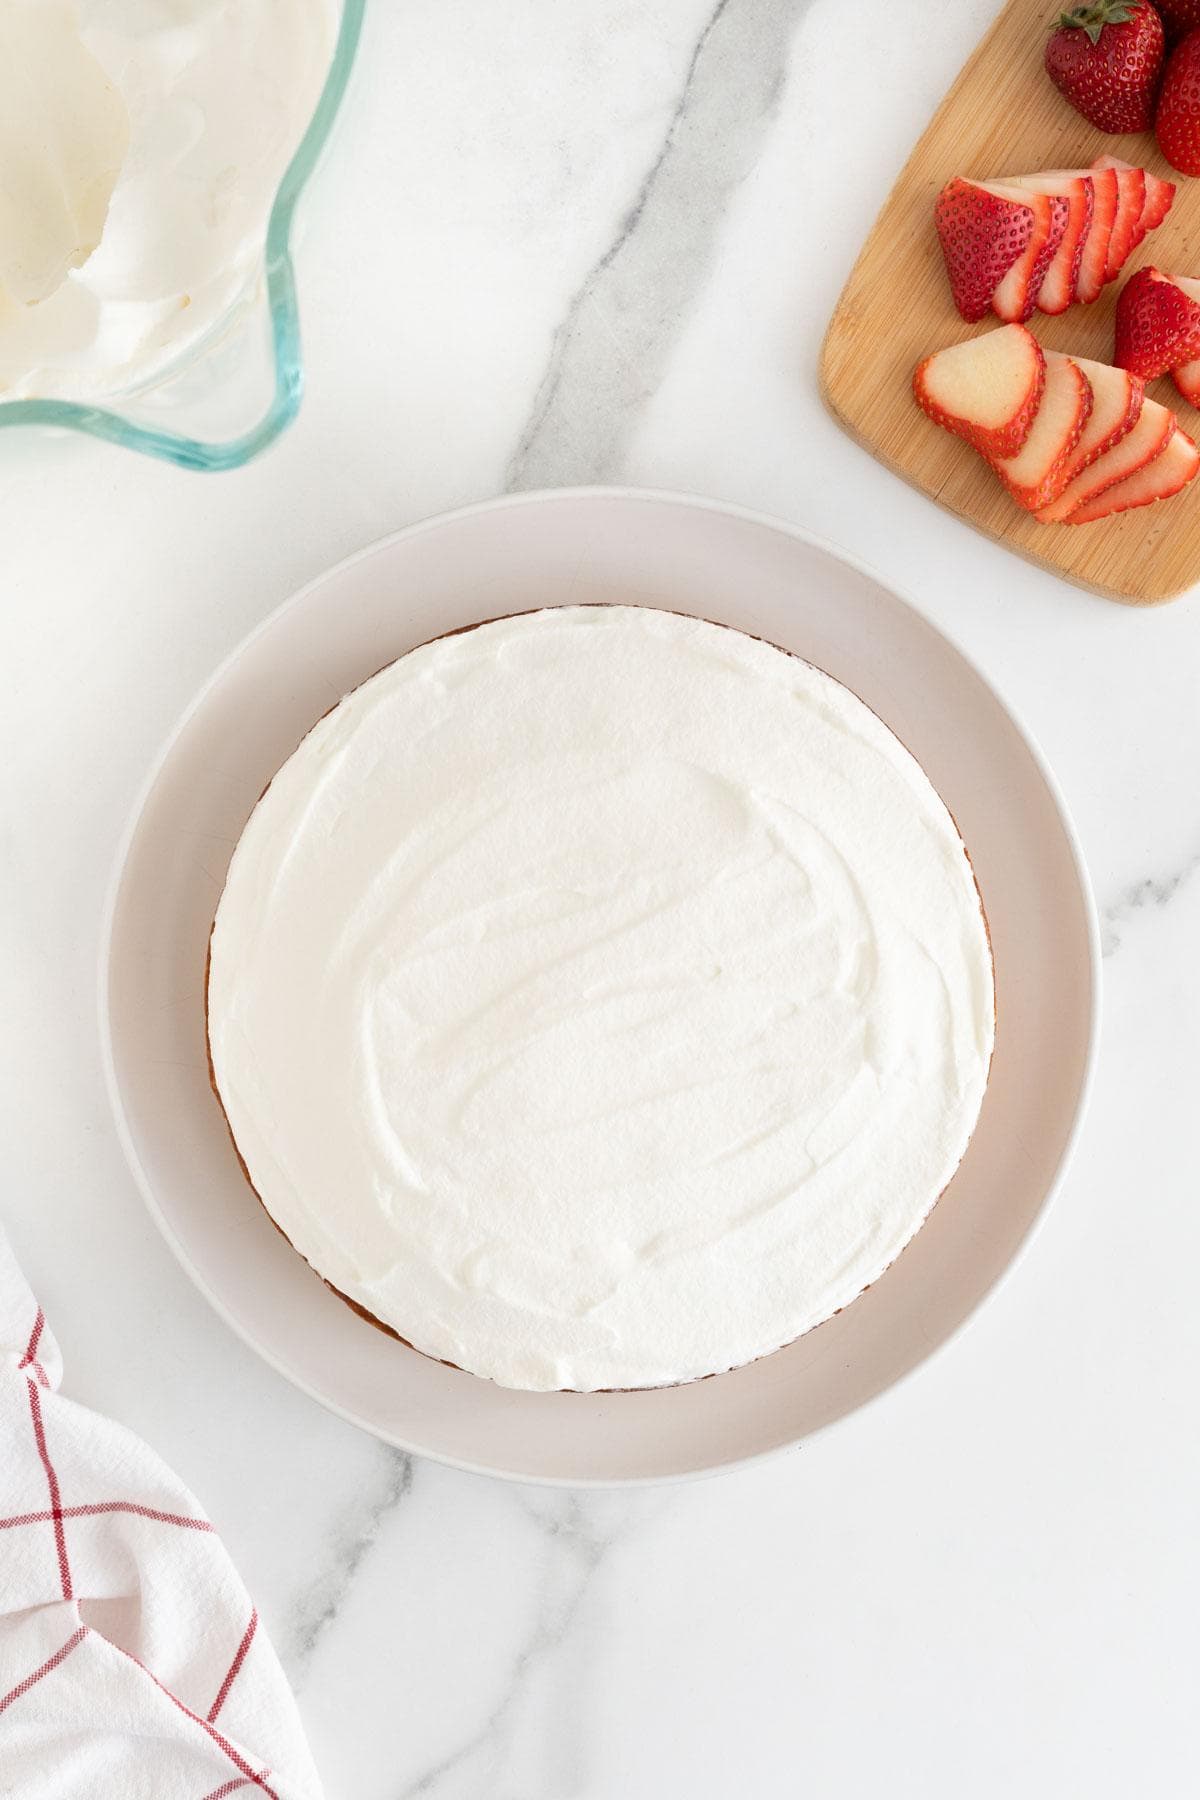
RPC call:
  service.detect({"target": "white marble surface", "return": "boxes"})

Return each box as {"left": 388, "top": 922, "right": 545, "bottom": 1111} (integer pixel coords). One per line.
{"left": 3, "top": 1, "right": 1198, "bottom": 1793}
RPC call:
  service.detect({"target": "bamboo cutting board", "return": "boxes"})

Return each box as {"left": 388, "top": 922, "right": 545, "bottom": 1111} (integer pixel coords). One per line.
{"left": 820, "top": 0, "right": 1200, "bottom": 604}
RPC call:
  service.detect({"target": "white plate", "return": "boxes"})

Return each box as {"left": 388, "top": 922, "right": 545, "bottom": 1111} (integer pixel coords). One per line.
{"left": 101, "top": 490, "right": 1100, "bottom": 1485}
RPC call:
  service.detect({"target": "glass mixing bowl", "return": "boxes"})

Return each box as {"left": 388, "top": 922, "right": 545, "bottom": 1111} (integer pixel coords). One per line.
{"left": 0, "top": 0, "right": 365, "bottom": 472}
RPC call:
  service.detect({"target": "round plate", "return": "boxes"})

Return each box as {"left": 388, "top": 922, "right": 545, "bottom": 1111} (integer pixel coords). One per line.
{"left": 101, "top": 490, "right": 1100, "bottom": 1485}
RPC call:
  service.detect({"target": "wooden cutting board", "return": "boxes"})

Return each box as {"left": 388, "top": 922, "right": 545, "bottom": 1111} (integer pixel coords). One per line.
{"left": 820, "top": 0, "right": 1200, "bottom": 605}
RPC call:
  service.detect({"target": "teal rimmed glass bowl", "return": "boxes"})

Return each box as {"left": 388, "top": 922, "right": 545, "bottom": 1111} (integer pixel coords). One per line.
{"left": 0, "top": 0, "right": 365, "bottom": 472}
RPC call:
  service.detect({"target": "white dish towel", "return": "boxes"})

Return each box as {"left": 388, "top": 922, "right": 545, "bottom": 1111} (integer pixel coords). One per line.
{"left": 0, "top": 1230, "right": 322, "bottom": 1799}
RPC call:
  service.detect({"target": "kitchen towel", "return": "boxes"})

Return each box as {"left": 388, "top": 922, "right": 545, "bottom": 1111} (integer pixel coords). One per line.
{"left": 0, "top": 1230, "right": 322, "bottom": 1799}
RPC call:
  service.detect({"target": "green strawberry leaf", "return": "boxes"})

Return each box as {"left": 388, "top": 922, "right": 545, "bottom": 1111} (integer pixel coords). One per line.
{"left": 1053, "top": 2, "right": 1138, "bottom": 44}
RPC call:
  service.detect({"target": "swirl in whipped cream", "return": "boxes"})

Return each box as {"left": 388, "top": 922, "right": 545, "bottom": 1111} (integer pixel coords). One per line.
{"left": 208, "top": 607, "right": 995, "bottom": 1391}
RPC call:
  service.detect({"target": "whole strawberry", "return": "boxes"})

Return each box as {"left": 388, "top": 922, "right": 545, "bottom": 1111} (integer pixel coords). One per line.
{"left": 1155, "top": 1, "right": 1200, "bottom": 42}
{"left": 1045, "top": 1, "right": 1165, "bottom": 132}
{"left": 1157, "top": 30, "right": 1200, "bottom": 173}
{"left": 1114, "top": 267, "right": 1200, "bottom": 377}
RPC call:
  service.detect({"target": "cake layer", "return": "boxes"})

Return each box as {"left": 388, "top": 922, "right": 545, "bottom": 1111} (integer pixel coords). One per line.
{"left": 207, "top": 606, "right": 995, "bottom": 1392}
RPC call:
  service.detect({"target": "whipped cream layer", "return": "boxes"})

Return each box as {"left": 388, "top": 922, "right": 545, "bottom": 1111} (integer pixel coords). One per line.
{"left": 0, "top": 0, "right": 334, "bottom": 400}
{"left": 208, "top": 607, "right": 995, "bottom": 1393}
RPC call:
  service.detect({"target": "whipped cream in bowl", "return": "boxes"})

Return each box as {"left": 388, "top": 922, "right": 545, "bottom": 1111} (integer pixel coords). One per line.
{"left": 0, "top": 0, "right": 360, "bottom": 465}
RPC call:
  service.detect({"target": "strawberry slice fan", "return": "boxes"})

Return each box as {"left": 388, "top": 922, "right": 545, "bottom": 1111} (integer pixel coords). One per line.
{"left": 0, "top": 1230, "right": 322, "bottom": 1800}
{"left": 914, "top": 324, "right": 1200, "bottom": 524}
{"left": 934, "top": 160, "right": 1174, "bottom": 324}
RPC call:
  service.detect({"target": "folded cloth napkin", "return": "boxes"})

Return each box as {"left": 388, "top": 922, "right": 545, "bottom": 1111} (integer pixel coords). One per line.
{"left": 0, "top": 1231, "right": 322, "bottom": 1800}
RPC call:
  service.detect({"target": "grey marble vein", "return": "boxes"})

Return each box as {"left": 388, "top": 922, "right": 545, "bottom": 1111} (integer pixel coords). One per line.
{"left": 397, "top": 1494, "right": 648, "bottom": 1799}
{"left": 285, "top": 1445, "right": 414, "bottom": 1682}
{"left": 505, "top": 0, "right": 813, "bottom": 490}
{"left": 1102, "top": 847, "right": 1200, "bottom": 957}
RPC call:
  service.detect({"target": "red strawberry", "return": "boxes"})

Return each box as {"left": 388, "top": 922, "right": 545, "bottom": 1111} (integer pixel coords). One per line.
{"left": 1156, "top": 30, "right": 1200, "bottom": 174}
{"left": 1045, "top": 1, "right": 1165, "bottom": 132}
{"left": 934, "top": 178, "right": 1036, "bottom": 321}
{"left": 1155, "top": 1, "right": 1200, "bottom": 42}
{"left": 1114, "top": 267, "right": 1200, "bottom": 378}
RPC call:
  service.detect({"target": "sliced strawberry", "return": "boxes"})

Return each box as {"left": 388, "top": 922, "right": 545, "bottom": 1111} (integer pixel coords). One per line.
{"left": 1075, "top": 164, "right": 1119, "bottom": 305}
{"left": 1008, "top": 174, "right": 1094, "bottom": 315}
{"left": 1020, "top": 196, "right": 1070, "bottom": 319}
{"left": 979, "top": 164, "right": 1116, "bottom": 304}
{"left": 1064, "top": 424, "right": 1199, "bottom": 522}
{"left": 1106, "top": 157, "right": 1179, "bottom": 251}
{"left": 1021, "top": 196, "right": 1071, "bottom": 318}
{"left": 1086, "top": 155, "right": 1173, "bottom": 273}
{"left": 1172, "top": 357, "right": 1200, "bottom": 407}
{"left": 1093, "top": 156, "right": 1148, "bottom": 280}
{"left": 934, "top": 178, "right": 1036, "bottom": 322}
{"left": 1114, "top": 267, "right": 1200, "bottom": 378}
{"left": 1036, "top": 395, "right": 1175, "bottom": 522}
{"left": 914, "top": 325, "right": 1046, "bottom": 460}
{"left": 992, "top": 192, "right": 1067, "bottom": 322}
{"left": 989, "top": 353, "right": 1092, "bottom": 511}
{"left": 1059, "top": 355, "right": 1144, "bottom": 482}
{"left": 1138, "top": 169, "right": 1178, "bottom": 240}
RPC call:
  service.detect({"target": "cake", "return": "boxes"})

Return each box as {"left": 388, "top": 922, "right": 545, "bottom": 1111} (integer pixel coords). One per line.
{"left": 206, "top": 605, "right": 995, "bottom": 1393}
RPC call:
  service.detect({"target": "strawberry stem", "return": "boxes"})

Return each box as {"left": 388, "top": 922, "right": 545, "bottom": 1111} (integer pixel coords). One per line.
{"left": 1052, "top": 1, "right": 1138, "bottom": 44}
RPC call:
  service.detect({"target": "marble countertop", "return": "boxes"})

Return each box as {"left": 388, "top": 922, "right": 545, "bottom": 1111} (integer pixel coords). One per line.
{"left": 3, "top": 1, "right": 1198, "bottom": 1793}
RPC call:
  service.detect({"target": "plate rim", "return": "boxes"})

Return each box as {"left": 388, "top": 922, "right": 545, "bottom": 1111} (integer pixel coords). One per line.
{"left": 98, "top": 486, "right": 1103, "bottom": 1486}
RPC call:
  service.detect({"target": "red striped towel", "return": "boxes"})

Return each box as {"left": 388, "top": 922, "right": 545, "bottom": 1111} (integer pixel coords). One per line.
{"left": 0, "top": 1230, "right": 321, "bottom": 1799}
